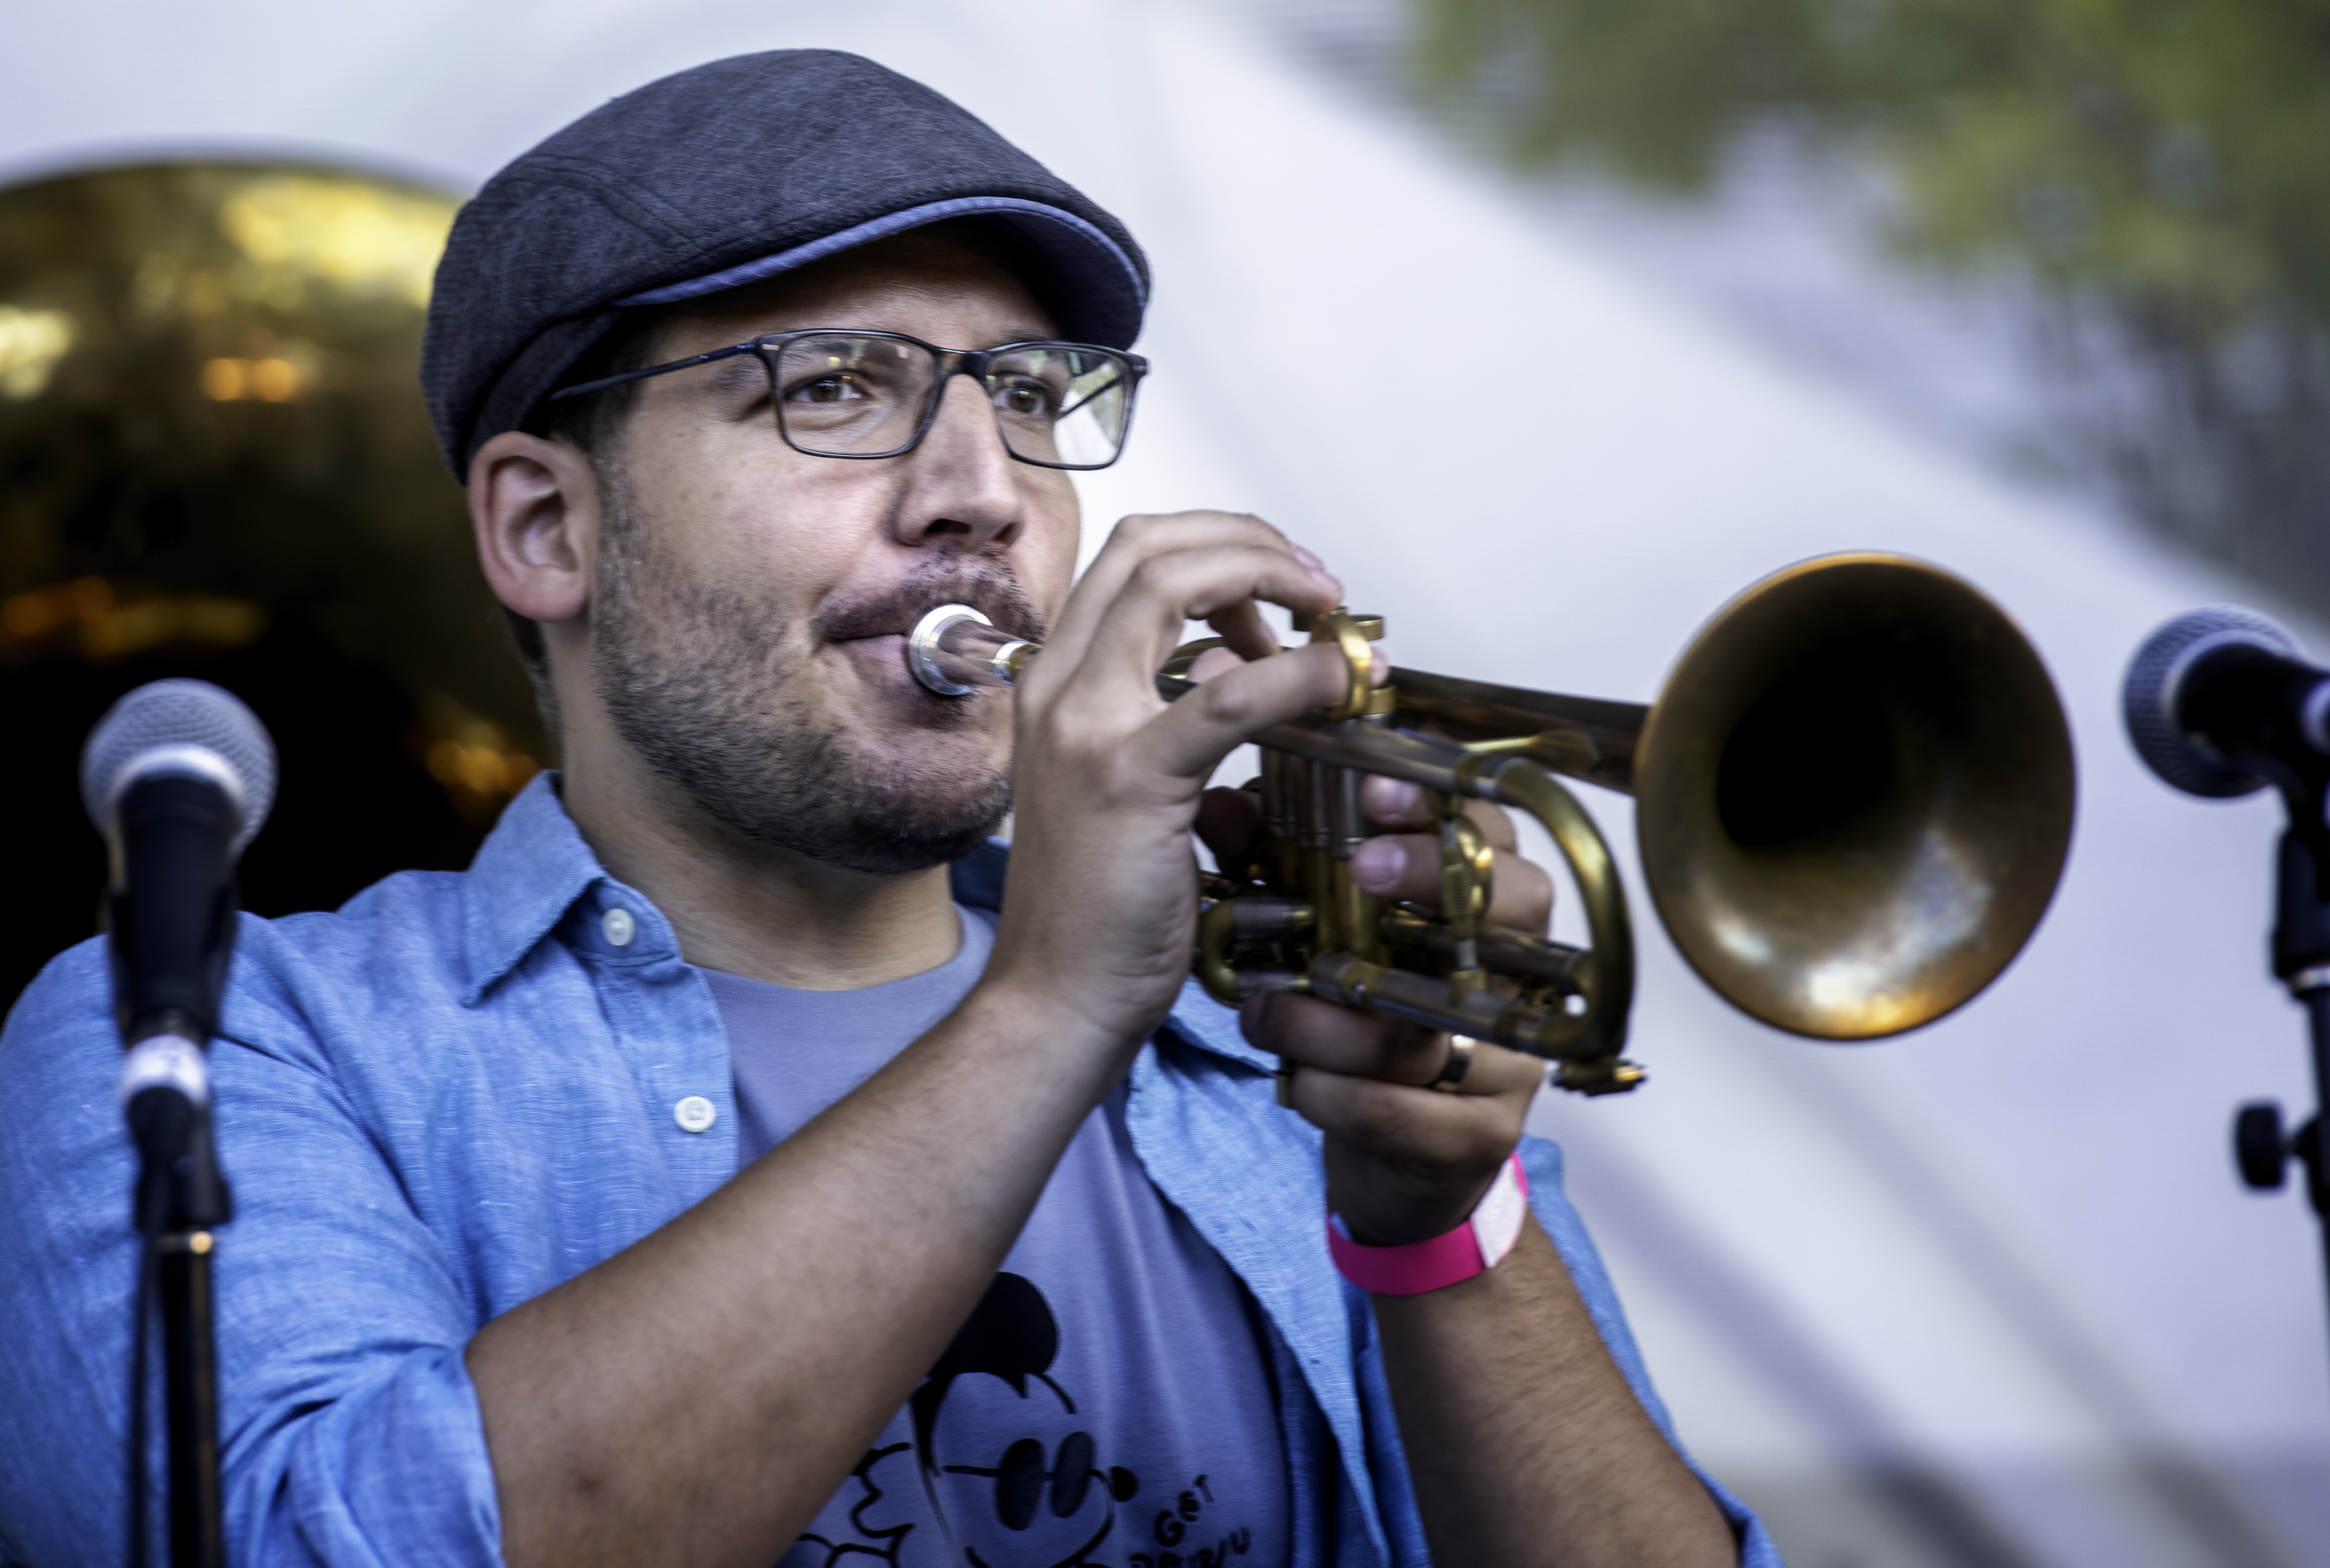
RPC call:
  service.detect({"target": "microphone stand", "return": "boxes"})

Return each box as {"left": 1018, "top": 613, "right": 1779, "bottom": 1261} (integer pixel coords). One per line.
{"left": 128, "top": 1054, "right": 231, "bottom": 1568}
{"left": 2235, "top": 827, "right": 2330, "bottom": 1364}
{"left": 2127, "top": 612, "right": 2330, "bottom": 1374}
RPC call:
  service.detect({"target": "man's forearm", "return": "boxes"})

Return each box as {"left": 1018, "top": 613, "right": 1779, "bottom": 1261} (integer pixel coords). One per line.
{"left": 467, "top": 980, "right": 1132, "bottom": 1568}
{"left": 1374, "top": 1221, "right": 1737, "bottom": 1568}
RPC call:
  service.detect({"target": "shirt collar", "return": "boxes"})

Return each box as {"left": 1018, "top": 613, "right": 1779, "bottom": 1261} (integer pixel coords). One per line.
{"left": 459, "top": 771, "right": 607, "bottom": 1005}
{"left": 456, "top": 776, "right": 1278, "bottom": 1074}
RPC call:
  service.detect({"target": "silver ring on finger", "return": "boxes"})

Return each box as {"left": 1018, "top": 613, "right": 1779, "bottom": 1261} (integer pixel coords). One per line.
{"left": 1427, "top": 1034, "right": 1477, "bottom": 1093}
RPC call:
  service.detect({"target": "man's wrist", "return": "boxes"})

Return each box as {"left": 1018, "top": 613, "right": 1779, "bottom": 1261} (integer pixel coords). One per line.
{"left": 954, "top": 968, "right": 1154, "bottom": 1079}
{"left": 1329, "top": 1154, "right": 1530, "bottom": 1296}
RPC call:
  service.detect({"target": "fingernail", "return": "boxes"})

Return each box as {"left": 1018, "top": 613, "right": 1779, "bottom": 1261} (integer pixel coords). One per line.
{"left": 1365, "top": 776, "right": 1420, "bottom": 817}
{"left": 1239, "top": 995, "right": 1269, "bottom": 1037}
{"left": 1353, "top": 836, "right": 1403, "bottom": 892}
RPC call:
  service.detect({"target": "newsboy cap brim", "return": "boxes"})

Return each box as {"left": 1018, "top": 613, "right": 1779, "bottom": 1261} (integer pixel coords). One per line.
{"left": 422, "top": 50, "right": 1149, "bottom": 478}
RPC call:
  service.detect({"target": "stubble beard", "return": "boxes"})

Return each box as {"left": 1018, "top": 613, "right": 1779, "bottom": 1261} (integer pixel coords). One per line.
{"left": 590, "top": 467, "right": 1033, "bottom": 876}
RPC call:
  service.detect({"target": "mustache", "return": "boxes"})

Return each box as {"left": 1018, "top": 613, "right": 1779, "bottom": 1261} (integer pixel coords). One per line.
{"left": 814, "top": 562, "right": 1046, "bottom": 646}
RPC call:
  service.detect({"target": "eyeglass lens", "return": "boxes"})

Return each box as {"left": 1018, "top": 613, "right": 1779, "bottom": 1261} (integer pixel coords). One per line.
{"left": 761, "top": 335, "right": 1133, "bottom": 467}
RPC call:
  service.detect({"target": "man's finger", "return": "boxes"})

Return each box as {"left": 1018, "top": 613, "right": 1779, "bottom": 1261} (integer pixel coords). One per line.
{"left": 1133, "top": 642, "right": 1354, "bottom": 783}
{"left": 1046, "top": 511, "right": 1333, "bottom": 672}
{"left": 1057, "top": 543, "right": 1337, "bottom": 713}
{"left": 1462, "top": 797, "right": 1520, "bottom": 854}
{"left": 1051, "top": 511, "right": 1290, "bottom": 660}
{"left": 1359, "top": 776, "right": 1520, "bottom": 852}
{"left": 1284, "top": 1065, "right": 1531, "bottom": 1174}
{"left": 1204, "top": 598, "right": 1281, "bottom": 663}
{"left": 1244, "top": 992, "right": 1542, "bottom": 1097}
{"left": 1245, "top": 992, "right": 1440, "bottom": 1083}
{"left": 1347, "top": 834, "right": 1555, "bottom": 936}
{"left": 1358, "top": 775, "right": 1433, "bottom": 830}
{"left": 1183, "top": 646, "right": 1248, "bottom": 682}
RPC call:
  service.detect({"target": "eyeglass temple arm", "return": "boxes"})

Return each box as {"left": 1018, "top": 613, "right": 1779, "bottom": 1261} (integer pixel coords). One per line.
{"left": 1054, "top": 374, "right": 1127, "bottom": 422}
{"left": 545, "top": 341, "right": 760, "bottom": 403}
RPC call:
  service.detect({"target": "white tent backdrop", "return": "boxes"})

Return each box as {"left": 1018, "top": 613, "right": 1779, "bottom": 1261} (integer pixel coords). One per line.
{"left": 7, "top": 3, "right": 2327, "bottom": 1563}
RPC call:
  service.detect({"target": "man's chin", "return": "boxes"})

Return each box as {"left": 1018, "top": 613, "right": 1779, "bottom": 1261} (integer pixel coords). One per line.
{"left": 758, "top": 729, "right": 1013, "bottom": 875}
{"left": 596, "top": 608, "right": 1014, "bottom": 874}
{"left": 808, "top": 783, "right": 1011, "bottom": 875}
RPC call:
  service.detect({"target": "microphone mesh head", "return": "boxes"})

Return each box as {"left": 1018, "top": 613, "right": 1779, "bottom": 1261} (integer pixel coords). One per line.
{"left": 2123, "top": 606, "right": 2300, "bottom": 798}
{"left": 79, "top": 679, "right": 279, "bottom": 853}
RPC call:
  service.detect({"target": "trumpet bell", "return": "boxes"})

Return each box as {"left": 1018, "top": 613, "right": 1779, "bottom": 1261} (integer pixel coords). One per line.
{"left": 1634, "top": 554, "right": 2075, "bottom": 1040}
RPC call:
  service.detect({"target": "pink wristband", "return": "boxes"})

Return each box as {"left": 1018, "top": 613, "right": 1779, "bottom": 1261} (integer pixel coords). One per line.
{"left": 1327, "top": 1154, "right": 1531, "bottom": 1295}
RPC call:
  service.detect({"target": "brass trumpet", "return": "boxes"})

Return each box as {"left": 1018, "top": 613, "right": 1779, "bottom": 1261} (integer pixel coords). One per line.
{"left": 907, "top": 553, "right": 2075, "bottom": 1095}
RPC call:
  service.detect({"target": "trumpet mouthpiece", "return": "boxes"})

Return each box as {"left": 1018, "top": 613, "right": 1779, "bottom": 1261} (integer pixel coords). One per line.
{"left": 907, "top": 604, "right": 1037, "bottom": 696}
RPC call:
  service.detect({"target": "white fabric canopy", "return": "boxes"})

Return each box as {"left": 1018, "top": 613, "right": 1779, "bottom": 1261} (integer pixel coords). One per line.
{"left": 6, "top": 2, "right": 2327, "bottom": 1561}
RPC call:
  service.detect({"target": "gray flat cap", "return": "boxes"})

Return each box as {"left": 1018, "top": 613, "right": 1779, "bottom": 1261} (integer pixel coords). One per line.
{"left": 422, "top": 49, "right": 1149, "bottom": 477}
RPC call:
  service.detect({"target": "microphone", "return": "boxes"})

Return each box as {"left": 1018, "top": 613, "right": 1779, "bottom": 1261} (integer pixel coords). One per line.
{"left": 79, "top": 680, "right": 277, "bottom": 1137}
{"left": 2123, "top": 606, "right": 2330, "bottom": 802}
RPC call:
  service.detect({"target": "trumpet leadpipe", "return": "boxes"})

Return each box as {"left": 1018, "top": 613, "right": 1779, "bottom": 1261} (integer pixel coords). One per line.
{"left": 905, "top": 601, "right": 1557, "bottom": 802}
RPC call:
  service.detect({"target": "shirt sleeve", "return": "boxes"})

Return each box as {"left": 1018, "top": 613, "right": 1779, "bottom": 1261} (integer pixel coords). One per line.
{"left": 0, "top": 939, "right": 505, "bottom": 1568}
{"left": 1516, "top": 1133, "right": 1784, "bottom": 1568}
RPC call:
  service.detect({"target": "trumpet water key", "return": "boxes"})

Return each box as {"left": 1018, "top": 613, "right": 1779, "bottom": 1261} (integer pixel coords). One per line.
{"left": 906, "top": 554, "right": 2075, "bottom": 1096}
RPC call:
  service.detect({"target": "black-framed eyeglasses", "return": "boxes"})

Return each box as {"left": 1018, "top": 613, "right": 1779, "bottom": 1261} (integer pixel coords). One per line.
{"left": 548, "top": 329, "right": 1149, "bottom": 471}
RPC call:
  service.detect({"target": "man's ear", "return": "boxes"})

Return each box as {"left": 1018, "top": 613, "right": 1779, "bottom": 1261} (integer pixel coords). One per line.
{"left": 469, "top": 430, "right": 599, "bottom": 628}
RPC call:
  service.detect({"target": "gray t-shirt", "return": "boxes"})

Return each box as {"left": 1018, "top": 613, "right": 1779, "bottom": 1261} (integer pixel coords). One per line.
{"left": 706, "top": 906, "right": 1289, "bottom": 1568}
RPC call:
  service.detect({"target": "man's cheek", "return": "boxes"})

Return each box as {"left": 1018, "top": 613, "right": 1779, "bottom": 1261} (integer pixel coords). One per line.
{"left": 1023, "top": 505, "right": 1080, "bottom": 617}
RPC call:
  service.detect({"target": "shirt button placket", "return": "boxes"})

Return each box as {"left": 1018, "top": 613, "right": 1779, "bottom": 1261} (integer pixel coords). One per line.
{"left": 591, "top": 897, "right": 730, "bottom": 1183}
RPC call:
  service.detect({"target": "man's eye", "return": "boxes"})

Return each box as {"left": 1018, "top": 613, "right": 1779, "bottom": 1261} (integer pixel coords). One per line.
{"left": 993, "top": 380, "right": 1057, "bottom": 417}
{"left": 789, "top": 374, "right": 867, "bottom": 404}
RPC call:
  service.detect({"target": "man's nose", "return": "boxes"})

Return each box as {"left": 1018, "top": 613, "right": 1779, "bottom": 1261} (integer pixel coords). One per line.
{"left": 895, "top": 371, "right": 1024, "bottom": 550}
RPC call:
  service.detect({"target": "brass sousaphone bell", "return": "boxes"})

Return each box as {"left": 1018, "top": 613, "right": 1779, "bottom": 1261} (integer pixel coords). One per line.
{"left": 909, "top": 553, "right": 2075, "bottom": 1093}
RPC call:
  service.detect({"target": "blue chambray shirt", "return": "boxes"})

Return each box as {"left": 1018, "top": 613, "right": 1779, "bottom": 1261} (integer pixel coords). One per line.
{"left": 0, "top": 773, "right": 1777, "bottom": 1567}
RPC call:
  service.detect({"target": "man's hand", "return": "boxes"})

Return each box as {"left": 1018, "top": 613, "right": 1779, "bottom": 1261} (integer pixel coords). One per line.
{"left": 982, "top": 510, "right": 1360, "bottom": 1056}
{"left": 1197, "top": 774, "right": 1738, "bottom": 1568}
{"left": 1197, "top": 775, "right": 1552, "bottom": 1245}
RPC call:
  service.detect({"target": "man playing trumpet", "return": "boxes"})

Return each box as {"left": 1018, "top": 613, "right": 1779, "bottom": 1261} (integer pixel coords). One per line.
{"left": 0, "top": 50, "right": 1769, "bottom": 1568}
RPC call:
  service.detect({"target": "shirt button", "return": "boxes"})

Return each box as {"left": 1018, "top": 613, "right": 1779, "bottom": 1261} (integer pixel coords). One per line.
{"left": 673, "top": 1095, "right": 717, "bottom": 1134}
{"left": 602, "top": 907, "right": 636, "bottom": 947}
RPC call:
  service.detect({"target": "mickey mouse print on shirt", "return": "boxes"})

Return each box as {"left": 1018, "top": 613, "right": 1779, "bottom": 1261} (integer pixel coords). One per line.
{"left": 788, "top": 1273, "right": 1260, "bottom": 1568}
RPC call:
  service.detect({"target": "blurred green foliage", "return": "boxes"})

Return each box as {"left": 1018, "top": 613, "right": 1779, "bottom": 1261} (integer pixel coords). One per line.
{"left": 1412, "top": 0, "right": 2330, "bottom": 602}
